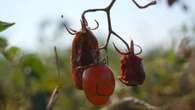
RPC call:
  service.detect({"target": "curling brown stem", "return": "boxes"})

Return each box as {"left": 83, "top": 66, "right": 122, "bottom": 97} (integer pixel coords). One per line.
{"left": 81, "top": 0, "right": 156, "bottom": 52}
{"left": 82, "top": 0, "right": 130, "bottom": 50}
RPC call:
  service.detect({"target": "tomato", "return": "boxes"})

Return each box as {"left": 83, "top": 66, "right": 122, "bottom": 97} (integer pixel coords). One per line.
{"left": 82, "top": 64, "right": 115, "bottom": 105}
{"left": 119, "top": 54, "right": 145, "bottom": 86}
{"left": 113, "top": 40, "right": 145, "bottom": 86}
{"left": 71, "top": 67, "right": 84, "bottom": 90}
{"left": 70, "top": 21, "right": 99, "bottom": 90}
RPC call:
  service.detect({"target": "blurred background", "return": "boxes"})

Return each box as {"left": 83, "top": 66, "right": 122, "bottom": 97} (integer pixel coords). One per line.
{"left": 0, "top": 0, "right": 195, "bottom": 110}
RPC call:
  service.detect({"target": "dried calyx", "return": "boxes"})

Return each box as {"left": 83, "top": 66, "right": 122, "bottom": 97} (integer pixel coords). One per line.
{"left": 113, "top": 40, "right": 142, "bottom": 55}
{"left": 63, "top": 18, "right": 99, "bottom": 35}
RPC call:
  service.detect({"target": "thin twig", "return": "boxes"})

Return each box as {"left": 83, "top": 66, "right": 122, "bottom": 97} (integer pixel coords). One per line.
{"left": 46, "top": 46, "right": 62, "bottom": 110}
{"left": 81, "top": 0, "right": 155, "bottom": 57}
{"left": 81, "top": 0, "right": 156, "bottom": 50}
{"left": 46, "top": 86, "right": 60, "bottom": 110}
{"left": 131, "top": 0, "right": 157, "bottom": 9}
{"left": 81, "top": 0, "right": 128, "bottom": 64}
{"left": 82, "top": 0, "right": 129, "bottom": 50}
{"left": 101, "top": 96, "right": 160, "bottom": 110}
{"left": 54, "top": 46, "right": 61, "bottom": 80}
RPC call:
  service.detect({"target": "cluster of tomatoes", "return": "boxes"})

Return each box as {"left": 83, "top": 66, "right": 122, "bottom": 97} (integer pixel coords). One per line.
{"left": 64, "top": 19, "right": 145, "bottom": 106}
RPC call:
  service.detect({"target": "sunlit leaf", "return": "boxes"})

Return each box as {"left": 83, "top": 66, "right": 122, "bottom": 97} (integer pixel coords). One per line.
{"left": 0, "top": 21, "right": 15, "bottom": 32}
{"left": 4, "top": 46, "right": 21, "bottom": 61}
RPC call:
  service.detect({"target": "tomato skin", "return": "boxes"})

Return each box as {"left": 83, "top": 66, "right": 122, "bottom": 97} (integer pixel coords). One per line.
{"left": 71, "top": 67, "right": 84, "bottom": 90}
{"left": 71, "top": 25, "right": 99, "bottom": 90}
{"left": 119, "top": 54, "right": 145, "bottom": 86}
{"left": 82, "top": 64, "right": 115, "bottom": 105}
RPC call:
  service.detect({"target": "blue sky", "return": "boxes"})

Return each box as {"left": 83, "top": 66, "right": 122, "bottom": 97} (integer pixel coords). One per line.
{"left": 0, "top": 0, "right": 194, "bottom": 53}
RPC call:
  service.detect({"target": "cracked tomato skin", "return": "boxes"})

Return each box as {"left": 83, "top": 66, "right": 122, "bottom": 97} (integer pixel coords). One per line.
{"left": 119, "top": 54, "right": 145, "bottom": 86}
{"left": 82, "top": 64, "right": 115, "bottom": 105}
{"left": 71, "top": 28, "right": 99, "bottom": 90}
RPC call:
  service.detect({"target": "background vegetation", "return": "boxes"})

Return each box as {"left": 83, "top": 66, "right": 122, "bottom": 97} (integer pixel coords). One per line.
{"left": 1, "top": 0, "right": 195, "bottom": 110}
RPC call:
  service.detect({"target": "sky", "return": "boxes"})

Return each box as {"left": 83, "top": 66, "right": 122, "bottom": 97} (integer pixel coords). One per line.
{"left": 0, "top": 0, "right": 195, "bottom": 53}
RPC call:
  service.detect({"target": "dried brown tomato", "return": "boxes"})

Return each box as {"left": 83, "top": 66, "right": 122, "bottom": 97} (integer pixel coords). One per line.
{"left": 65, "top": 20, "right": 100, "bottom": 90}
{"left": 114, "top": 40, "right": 145, "bottom": 86}
{"left": 119, "top": 53, "right": 145, "bottom": 86}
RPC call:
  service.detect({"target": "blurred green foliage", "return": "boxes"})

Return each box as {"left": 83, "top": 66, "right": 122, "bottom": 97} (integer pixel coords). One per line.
{"left": 0, "top": 37, "right": 8, "bottom": 52}
{"left": 0, "top": 41, "right": 195, "bottom": 110}
{"left": 1, "top": 20, "right": 195, "bottom": 110}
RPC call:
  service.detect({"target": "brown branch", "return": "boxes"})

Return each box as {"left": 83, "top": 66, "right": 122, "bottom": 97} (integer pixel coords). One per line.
{"left": 81, "top": 0, "right": 129, "bottom": 51}
{"left": 101, "top": 96, "right": 160, "bottom": 110}
{"left": 81, "top": 0, "right": 156, "bottom": 51}
{"left": 131, "top": 0, "right": 157, "bottom": 9}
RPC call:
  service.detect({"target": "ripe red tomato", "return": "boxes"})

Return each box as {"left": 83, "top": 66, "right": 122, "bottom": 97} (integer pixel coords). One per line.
{"left": 82, "top": 64, "right": 115, "bottom": 105}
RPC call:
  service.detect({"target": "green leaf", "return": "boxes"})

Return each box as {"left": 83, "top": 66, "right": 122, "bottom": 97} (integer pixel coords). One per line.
{"left": 21, "top": 54, "right": 46, "bottom": 79}
{"left": 0, "top": 37, "right": 8, "bottom": 52}
{"left": 0, "top": 21, "right": 15, "bottom": 32}
{"left": 4, "top": 46, "right": 21, "bottom": 61}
